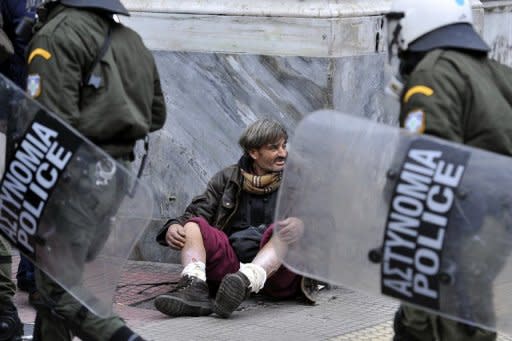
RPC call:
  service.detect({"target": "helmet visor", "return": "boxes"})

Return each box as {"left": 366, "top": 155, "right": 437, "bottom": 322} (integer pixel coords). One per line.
{"left": 408, "top": 23, "right": 490, "bottom": 53}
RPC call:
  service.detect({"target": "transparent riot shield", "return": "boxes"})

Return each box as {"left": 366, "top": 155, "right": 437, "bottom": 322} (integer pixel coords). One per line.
{"left": 275, "top": 109, "right": 512, "bottom": 333}
{"left": 0, "top": 74, "right": 154, "bottom": 317}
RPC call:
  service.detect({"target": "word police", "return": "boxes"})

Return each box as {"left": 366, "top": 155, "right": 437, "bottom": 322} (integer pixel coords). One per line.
{"left": 382, "top": 141, "right": 468, "bottom": 309}
{"left": 0, "top": 121, "right": 73, "bottom": 256}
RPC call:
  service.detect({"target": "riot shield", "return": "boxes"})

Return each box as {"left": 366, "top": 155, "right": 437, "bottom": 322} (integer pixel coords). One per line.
{"left": 0, "top": 74, "right": 154, "bottom": 317}
{"left": 275, "top": 110, "right": 512, "bottom": 333}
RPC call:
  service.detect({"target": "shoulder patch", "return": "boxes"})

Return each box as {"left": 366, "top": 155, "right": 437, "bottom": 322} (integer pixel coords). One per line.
{"left": 28, "top": 48, "right": 52, "bottom": 64}
{"left": 403, "top": 85, "right": 434, "bottom": 103}
{"left": 403, "top": 110, "right": 425, "bottom": 134}
{"left": 27, "top": 74, "right": 42, "bottom": 98}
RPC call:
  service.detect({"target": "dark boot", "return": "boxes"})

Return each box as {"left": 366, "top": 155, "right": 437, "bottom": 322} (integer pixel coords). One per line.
{"left": 0, "top": 302, "right": 23, "bottom": 341}
{"left": 393, "top": 308, "right": 428, "bottom": 341}
{"left": 154, "top": 275, "right": 212, "bottom": 317}
{"left": 212, "top": 271, "right": 251, "bottom": 318}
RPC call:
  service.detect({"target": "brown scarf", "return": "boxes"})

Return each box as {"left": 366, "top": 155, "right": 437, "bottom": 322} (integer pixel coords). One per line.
{"left": 240, "top": 168, "right": 282, "bottom": 195}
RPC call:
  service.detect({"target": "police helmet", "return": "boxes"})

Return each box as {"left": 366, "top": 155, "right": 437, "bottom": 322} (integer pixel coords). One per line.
{"left": 386, "top": 0, "right": 489, "bottom": 56}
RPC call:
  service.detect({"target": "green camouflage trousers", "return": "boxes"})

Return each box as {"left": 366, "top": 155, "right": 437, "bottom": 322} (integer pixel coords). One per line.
{"left": 34, "top": 271, "right": 125, "bottom": 341}
{"left": 0, "top": 235, "right": 15, "bottom": 306}
{"left": 397, "top": 306, "right": 497, "bottom": 341}
{"left": 34, "top": 159, "right": 130, "bottom": 341}
{"left": 394, "top": 215, "right": 511, "bottom": 341}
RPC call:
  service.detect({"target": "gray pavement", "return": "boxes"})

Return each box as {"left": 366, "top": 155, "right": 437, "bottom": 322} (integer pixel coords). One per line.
{"left": 12, "top": 258, "right": 512, "bottom": 340}
{"left": 130, "top": 286, "right": 512, "bottom": 341}
{"left": 132, "top": 286, "right": 399, "bottom": 341}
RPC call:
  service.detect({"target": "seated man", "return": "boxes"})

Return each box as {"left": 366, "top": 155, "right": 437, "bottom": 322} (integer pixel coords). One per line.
{"left": 155, "top": 118, "right": 309, "bottom": 318}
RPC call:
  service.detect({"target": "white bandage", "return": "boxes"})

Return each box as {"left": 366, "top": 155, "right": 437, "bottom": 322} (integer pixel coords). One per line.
{"left": 239, "top": 263, "right": 267, "bottom": 293}
{"left": 181, "top": 261, "right": 206, "bottom": 282}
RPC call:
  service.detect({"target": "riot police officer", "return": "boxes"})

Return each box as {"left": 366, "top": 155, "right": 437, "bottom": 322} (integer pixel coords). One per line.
{"left": 0, "top": 0, "right": 40, "bottom": 309}
{"left": 385, "top": 0, "right": 512, "bottom": 340}
{"left": 0, "top": 3, "right": 27, "bottom": 340}
{"left": 25, "top": 0, "right": 167, "bottom": 340}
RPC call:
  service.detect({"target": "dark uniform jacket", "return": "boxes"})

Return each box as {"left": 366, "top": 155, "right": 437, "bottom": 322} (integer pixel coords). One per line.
{"left": 400, "top": 49, "right": 512, "bottom": 156}
{"left": 26, "top": 4, "right": 166, "bottom": 159}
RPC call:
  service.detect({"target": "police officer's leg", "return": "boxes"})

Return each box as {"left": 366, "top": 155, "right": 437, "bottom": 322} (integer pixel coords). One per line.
{"left": 33, "top": 268, "right": 129, "bottom": 341}
{"left": 435, "top": 270, "right": 498, "bottom": 341}
{"left": 33, "top": 160, "right": 143, "bottom": 341}
{"left": 32, "top": 229, "right": 142, "bottom": 340}
{"left": 0, "top": 237, "right": 15, "bottom": 305}
{"left": 437, "top": 317, "right": 496, "bottom": 341}
{"left": 393, "top": 305, "right": 435, "bottom": 341}
{"left": 436, "top": 216, "right": 503, "bottom": 341}
{"left": 32, "top": 268, "right": 73, "bottom": 341}
{"left": 0, "top": 236, "right": 23, "bottom": 341}
{"left": 436, "top": 253, "right": 498, "bottom": 341}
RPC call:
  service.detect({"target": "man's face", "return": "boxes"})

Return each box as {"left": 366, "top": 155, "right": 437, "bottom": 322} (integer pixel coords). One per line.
{"left": 249, "top": 137, "right": 287, "bottom": 175}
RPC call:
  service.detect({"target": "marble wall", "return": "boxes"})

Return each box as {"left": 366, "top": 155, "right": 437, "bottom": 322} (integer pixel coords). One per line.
{"left": 484, "top": 3, "right": 512, "bottom": 66}
{"left": 132, "top": 53, "right": 399, "bottom": 262}
{"left": 134, "top": 53, "right": 336, "bottom": 262}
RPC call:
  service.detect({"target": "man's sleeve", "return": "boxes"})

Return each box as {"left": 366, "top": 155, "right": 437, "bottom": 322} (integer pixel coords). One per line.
{"left": 150, "top": 62, "right": 166, "bottom": 132}
{"left": 155, "top": 170, "right": 225, "bottom": 245}
{"left": 400, "top": 59, "right": 466, "bottom": 142}
{"left": 177, "top": 170, "right": 225, "bottom": 225}
{"left": 26, "top": 32, "right": 83, "bottom": 125}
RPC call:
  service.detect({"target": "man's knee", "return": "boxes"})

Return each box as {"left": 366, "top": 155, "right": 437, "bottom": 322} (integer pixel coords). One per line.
{"left": 183, "top": 221, "right": 200, "bottom": 232}
{"left": 183, "top": 221, "right": 207, "bottom": 245}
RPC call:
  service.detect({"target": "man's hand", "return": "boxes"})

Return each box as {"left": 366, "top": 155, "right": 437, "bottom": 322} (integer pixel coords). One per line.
{"left": 277, "top": 217, "right": 304, "bottom": 244}
{"left": 165, "top": 223, "right": 186, "bottom": 250}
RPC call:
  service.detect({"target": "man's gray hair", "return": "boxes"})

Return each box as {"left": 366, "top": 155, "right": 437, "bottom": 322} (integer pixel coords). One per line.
{"left": 239, "top": 118, "right": 288, "bottom": 153}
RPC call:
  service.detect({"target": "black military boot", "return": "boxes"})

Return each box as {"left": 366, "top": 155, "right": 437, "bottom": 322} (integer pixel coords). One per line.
{"left": 212, "top": 271, "right": 251, "bottom": 318}
{"left": 0, "top": 302, "right": 23, "bottom": 341}
{"left": 154, "top": 275, "right": 212, "bottom": 317}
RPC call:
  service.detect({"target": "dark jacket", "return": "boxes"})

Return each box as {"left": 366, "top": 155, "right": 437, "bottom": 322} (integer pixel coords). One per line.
{"left": 157, "top": 163, "right": 243, "bottom": 245}
{"left": 400, "top": 49, "right": 512, "bottom": 156}
{"left": 156, "top": 151, "right": 325, "bottom": 246}
{"left": 26, "top": 4, "right": 166, "bottom": 158}
{"left": 157, "top": 151, "right": 286, "bottom": 245}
